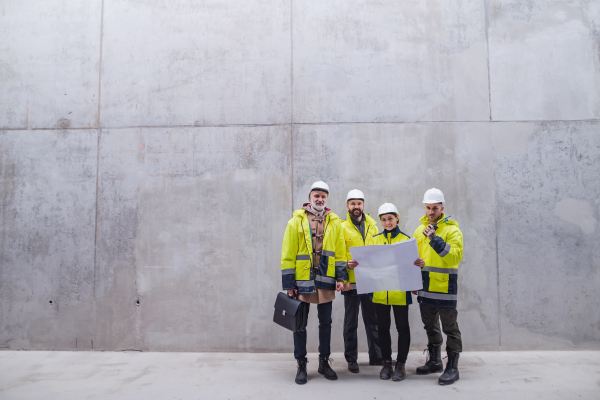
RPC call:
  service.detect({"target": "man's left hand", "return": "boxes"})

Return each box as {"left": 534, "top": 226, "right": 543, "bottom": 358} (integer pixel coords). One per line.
{"left": 336, "top": 281, "right": 344, "bottom": 292}
{"left": 348, "top": 260, "right": 359, "bottom": 269}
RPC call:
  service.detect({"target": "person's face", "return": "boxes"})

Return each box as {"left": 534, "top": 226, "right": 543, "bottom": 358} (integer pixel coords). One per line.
{"left": 424, "top": 203, "right": 444, "bottom": 223}
{"left": 380, "top": 214, "right": 399, "bottom": 231}
{"left": 309, "top": 191, "right": 328, "bottom": 208}
{"left": 346, "top": 199, "right": 364, "bottom": 218}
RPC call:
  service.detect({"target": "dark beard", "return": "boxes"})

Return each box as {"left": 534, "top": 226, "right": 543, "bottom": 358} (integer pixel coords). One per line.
{"left": 350, "top": 209, "right": 362, "bottom": 218}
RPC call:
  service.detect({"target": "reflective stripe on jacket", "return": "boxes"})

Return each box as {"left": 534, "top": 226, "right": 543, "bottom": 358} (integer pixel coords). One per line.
{"left": 281, "top": 209, "right": 349, "bottom": 294}
{"left": 341, "top": 212, "right": 379, "bottom": 296}
{"left": 413, "top": 213, "right": 463, "bottom": 308}
{"left": 370, "top": 226, "right": 412, "bottom": 306}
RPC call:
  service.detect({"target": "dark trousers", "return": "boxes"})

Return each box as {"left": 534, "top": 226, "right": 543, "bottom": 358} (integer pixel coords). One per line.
{"left": 419, "top": 303, "right": 462, "bottom": 352}
{"left": 293, "top": 301, "right": 332, "bottom": 360}
{"left": 343, "top": 294, "right": 382, "bottom": 363}
{"left": 374, "top": 303, "right": 410, "bottom": 363}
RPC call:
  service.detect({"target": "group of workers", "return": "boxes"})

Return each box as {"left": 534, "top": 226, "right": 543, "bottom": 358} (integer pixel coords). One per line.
{"left": 280, "top": 181, "right": 464, "bottom": 386}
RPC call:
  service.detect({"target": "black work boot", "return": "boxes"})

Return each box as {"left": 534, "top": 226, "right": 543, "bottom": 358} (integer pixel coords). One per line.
{"left": 347, "top": 360, "right": 359, "bottom": 373}
{"left": 392, "top": 362, "right": 406, "bottom": 381}
{"left": 438, "top": 351, "right": 460, "bottom": 385}
{"left": 379, "top": 360, "right": 393, "bottom": 380}
{"left": 416, "top": 344, "right": 443, "bottom": 375}
{"left": 295, "top": 358, "right": 308, "bottom": 385}
{"left": 318, "top": 356, "right": 338, "bottom": 380}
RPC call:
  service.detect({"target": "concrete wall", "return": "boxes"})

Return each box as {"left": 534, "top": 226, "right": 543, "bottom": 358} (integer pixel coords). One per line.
{"left": 1, "top": 0, "right": 599, "bottom": 352}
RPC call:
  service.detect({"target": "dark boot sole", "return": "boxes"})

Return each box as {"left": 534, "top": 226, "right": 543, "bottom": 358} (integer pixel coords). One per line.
{"left": 348, "top": 368, "right": 359, "bottom": 374}
{"left": 392, "top": 375, "right": 406, "bottom": 381}
{"left": 379, "top": 375, "right": 392, "bottom": 380}
{"left": 318, "top": 370, "right": 338, "bottom": 380}
{"left": 295, "top": 379, "right": 307, "bottom": 385}
{"left": 438, "top": 375, "right": 459, "bottom": 385}
{"left": 416, "top": 367, "right": 443, "bottom": 375}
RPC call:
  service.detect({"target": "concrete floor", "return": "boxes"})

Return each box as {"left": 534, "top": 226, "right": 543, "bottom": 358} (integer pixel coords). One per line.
{"left": 0, "top": 351, "right": 599, "bottom": 400}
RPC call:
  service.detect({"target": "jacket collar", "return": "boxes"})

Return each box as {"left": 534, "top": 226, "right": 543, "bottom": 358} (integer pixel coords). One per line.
{"left": 383, "top": 225, "right": 402, "bottom": 239}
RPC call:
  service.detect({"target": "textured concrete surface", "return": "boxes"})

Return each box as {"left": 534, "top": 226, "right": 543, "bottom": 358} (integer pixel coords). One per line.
{"left": 1, "top": 351, "right": 599, "bottom": 400}
{"left": 494, "top": 121, "right": 600, "bottom": 349}
{"left": 0, "top": 131, "right": 98, "bottom": 349}
{"left": 100, "top": 0, "right": 291, "bottom": 127}
{"left": 0, "top": 1, "right": 102, "bottom": 129}
{"left": 293, "top": 0, "right": 490, "bottom": 123}
{"left": 1, "top": 0, "right": 599, "bottom": 352}
{"left": 487, "top": 0, "right": 600, "bottom": 120}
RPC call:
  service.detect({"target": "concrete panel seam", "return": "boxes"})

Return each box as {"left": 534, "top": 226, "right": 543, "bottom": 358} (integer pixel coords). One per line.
{"left": 290, "top": 0, "right": 294, "bottom": 214}
{"left": 2, "top": 119, "right": 600, "bottom": 132}
{"left": 97, "top": 0, "right": 105, "bottom": 128}
{"left": 492, "top": 132, "right": 501, "bottom": 349}
{"left": 93, "top": 129, "right": 101, "bottom": 299}
{"left": 484, "top": 1, "right": 492, "bottom": 122}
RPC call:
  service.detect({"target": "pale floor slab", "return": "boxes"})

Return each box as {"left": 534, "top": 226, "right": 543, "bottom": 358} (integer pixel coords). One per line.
{"left": 0, "top": 351, "right": 598, "bottom": 400}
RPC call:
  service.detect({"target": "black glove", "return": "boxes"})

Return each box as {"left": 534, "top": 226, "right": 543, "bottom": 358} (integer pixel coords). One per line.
{"left": 428, "top": 236, "right": 447, "bottom": 255}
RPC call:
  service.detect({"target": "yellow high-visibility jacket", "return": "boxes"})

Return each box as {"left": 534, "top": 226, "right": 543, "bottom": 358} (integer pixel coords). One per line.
{"left": 342, "top": 212, "right": 379, "bottom": 295}
{"left": 281, "top": 208, "right": 349, "bottom": 293}
{"left": 414, "top": 213, "right": 463, "bottom": 308}
{"left": 371, "top": 226, "right": 412, "bottom": 306}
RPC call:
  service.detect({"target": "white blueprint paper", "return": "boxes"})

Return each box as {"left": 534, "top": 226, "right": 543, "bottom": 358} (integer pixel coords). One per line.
{"left": 350, "top": 238, "right": 423, "bottom": 294}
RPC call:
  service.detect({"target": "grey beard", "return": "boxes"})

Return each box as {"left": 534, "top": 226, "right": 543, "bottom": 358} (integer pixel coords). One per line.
{"left": 311, "top": 201, "right": 325, "bottom": 212}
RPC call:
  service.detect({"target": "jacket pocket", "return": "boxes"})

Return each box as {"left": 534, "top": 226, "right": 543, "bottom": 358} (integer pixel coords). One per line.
{"left": 295, "top": 260, "right": 311, "bottom": 280}
{"left": 428, "top": 272, "right": 449, "bottom": 293}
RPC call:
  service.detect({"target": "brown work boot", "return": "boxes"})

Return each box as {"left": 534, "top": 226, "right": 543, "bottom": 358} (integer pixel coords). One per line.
{"left": 392, "top": 362, "right": 406, "bottom": 381}
{"left": 379, "top": 360, "right": 393, "bottom": 380}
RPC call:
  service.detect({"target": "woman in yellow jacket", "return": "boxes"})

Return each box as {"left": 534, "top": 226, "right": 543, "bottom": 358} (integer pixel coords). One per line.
{"left": 371, "top": 203, "right": 413, "bottom": 382}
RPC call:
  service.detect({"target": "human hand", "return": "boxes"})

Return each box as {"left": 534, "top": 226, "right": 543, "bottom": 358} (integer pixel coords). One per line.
{"left": 423, "top": 225, "right": 437, "bottom": 239}
{"left": 336, "top": 281, "right": 344, "bottom": 292}
{"left": 348, "top": 260, "right": 359, "bottom": 269}
{"left": 411, "top": 291, "right": 418, "bottom": 295}
{"left": 287, "top": 289, "right": 297, "bottom": 296}
{"left": 414, "top": 258, "right": 425, "bottom": 268}
{"left": 343, "top": 282, "right": 352, "bottom": 291}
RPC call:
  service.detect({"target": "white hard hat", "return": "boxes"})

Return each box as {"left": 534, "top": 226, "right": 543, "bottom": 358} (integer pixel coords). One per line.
{"left": 346, "top": 189, "right": 365, "bottom": 202}
{"left": 310, "top": 181, "right": 330, "bottom": 194}
{"left": 378, "top": 203, "right": 399, "bottom": 216}
{"left": 422, "top": 188, "right": 445, "bottom": 204}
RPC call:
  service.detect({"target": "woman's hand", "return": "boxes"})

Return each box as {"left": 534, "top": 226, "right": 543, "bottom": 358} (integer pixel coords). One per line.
{"left": 287, "top": 289, "right": 297, "bottom": 296}
{"left": 336, "top": 281, "right": 344, "bottom": 292}
{"left": 348, "top": 260, "right": 359, "bottom": 269}
{"left": 414, "top": 258, "right": 425, "bottom": 268}
{"left": 343, "top": 282, "right": 352, "bottom": 291}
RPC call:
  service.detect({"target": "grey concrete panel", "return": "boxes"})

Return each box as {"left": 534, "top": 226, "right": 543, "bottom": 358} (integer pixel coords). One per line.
{"left": 293, "top": 0, "right": 490, "bottom": 123}
{"left": 292, "top": 122, "right": 499, "bottom": 351}
{"left": 0, "top": 130, "right": 98, "bottom": 349}
{"left": 494, "top": 121, "right": 600, "bottom": 349}
{"left": 100, "top": 0, "right": 292, "bottom": 127}
{"left": 0, "top": 1, "right": 102, "bottom": 129}
{"left": 487, "top": 0, "right": 600, "bottom": 121}
{"left": 95, "top": 125, "right": 292, "bottom": 351}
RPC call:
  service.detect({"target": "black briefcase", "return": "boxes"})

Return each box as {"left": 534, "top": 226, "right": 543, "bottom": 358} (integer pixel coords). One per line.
{"left": 273, "top": 292, "right": 309, "bottom": 332}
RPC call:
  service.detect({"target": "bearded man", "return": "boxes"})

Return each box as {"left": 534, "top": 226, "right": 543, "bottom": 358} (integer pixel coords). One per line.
{"left": 281, "top": 181, "right": 349, "bottom": 385}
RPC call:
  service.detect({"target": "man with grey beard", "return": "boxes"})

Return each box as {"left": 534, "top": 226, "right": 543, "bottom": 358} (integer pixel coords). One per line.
{"left": 281, "top": 181, "right": 349, "bottom": 384}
